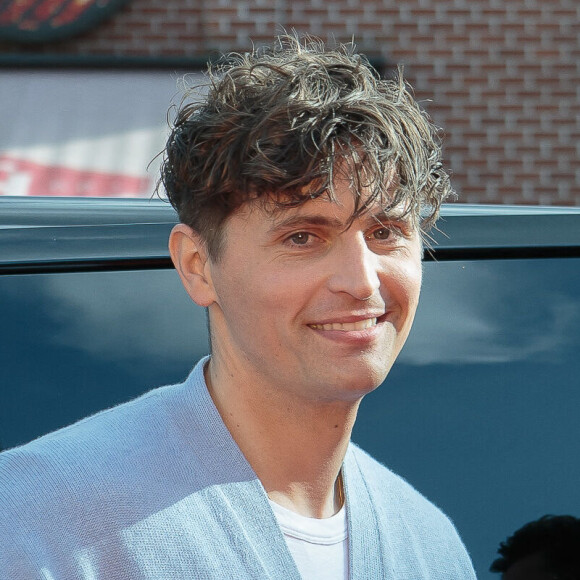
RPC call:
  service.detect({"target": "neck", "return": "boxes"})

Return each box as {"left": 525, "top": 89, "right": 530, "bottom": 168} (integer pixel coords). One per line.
{"left": 204, "top": 357, "right": 360, "bottom": 519}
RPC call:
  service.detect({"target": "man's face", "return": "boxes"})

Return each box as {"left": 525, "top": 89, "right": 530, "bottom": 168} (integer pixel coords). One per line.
{"left": 204, "top": 178, "right": 423, "bottom": 403}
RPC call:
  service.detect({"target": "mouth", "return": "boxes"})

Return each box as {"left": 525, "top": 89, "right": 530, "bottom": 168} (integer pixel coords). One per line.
{"left": 308, "top": 317, "right": 378, "bottom": 332}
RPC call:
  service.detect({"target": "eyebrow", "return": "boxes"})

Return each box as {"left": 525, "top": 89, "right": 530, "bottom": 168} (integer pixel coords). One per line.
{"left": 371, "top": 209, "right": 413, "bottom": 225}
{"left": 267, "top": 214, "right": 345, "bottom": 234}
{"left": 267, "top": 209, "right": 411, "bottom": 235}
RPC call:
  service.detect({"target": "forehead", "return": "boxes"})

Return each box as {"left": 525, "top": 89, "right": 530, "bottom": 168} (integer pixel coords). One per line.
{"left": 240, "top": 176, "right": 416, "bottom": 231}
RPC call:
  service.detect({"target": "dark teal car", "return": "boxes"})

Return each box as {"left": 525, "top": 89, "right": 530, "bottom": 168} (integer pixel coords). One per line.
{"left": 1, "top": 196, "right": 579, "bottom": 579}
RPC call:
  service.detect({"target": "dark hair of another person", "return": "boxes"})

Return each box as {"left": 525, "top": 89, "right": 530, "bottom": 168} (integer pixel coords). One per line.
{"left": 490, "top": 514, "right": 580, "bottom": 579}
{"left": 159, "top": 33, "right": 453, "bottom": 260}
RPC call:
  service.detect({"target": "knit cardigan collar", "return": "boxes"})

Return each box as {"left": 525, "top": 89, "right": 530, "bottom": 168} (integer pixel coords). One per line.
{"left": 180, "top": 357, "right": 384, "bottom": 579}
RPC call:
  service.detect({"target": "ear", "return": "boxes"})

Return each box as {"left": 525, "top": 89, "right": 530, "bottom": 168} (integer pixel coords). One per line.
{"left": 169, "top": 224, "right": 216, "bottom": 307}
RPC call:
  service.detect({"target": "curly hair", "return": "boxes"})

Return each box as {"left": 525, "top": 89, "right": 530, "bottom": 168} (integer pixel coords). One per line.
{"left": 490, "top": 515, "right": 580, "bottom": 578}
{"left": 159, "top": 34, "right": 453, "bottom": 259}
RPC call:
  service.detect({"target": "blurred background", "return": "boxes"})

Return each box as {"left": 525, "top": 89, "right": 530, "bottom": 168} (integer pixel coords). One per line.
{"left": 1, "top": 0, "right": 579, "bottom": 205}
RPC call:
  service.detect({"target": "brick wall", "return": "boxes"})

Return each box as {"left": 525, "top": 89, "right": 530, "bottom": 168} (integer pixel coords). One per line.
{"left": 2, "top": 0, "right": 579, "bottom": 206}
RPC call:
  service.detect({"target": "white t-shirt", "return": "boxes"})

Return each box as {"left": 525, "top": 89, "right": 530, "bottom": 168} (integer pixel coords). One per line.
{"left": 269, "top": 500, "right": 348, "bottom": 580}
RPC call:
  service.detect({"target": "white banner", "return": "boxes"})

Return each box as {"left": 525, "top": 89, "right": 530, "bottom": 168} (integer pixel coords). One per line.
{"left": 0, "top": 70, "right": 204, "bottom": 197}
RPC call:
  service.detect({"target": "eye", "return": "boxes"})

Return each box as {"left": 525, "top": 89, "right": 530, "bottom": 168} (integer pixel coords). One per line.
{"left": 287, "top": 232, "right": 311, "bottom": 245}
{"left": 371, "top": 227, "right": 393, "bottom": 241}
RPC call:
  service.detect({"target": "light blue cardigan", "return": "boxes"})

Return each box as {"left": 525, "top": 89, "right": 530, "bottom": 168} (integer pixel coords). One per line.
{"left": 0, "top": 358, "right": 475, "bottom": 578}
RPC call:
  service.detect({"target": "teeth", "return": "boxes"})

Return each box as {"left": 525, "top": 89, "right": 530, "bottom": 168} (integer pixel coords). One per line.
{"left": 310, "top": 318, "right": 377, "bottom": 331}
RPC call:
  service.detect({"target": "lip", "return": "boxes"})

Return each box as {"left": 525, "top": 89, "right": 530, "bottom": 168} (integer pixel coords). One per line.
{"left": 309, "top": 318, "right": 378, "bottom": 332}
{"left": 307, "top": 321, "right": 385, "bottom": 347}
{"left": 307, "top": 313, "right": 389, "bottom": 342}
{"left": 308, "top": 312, "right": 386, "bottom": 327}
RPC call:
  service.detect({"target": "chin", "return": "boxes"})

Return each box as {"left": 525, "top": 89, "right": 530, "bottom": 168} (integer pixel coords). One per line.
{"left": 327, "top": 366, "right": 390, "bottom": 401}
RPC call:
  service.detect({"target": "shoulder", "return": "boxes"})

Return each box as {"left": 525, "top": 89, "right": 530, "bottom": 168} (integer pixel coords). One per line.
{"left": 347, "top": 443, "right": 455, "bottom": 528}
{"left": 347, "top": 443, "right": 443, "bottom": 516}
{"left": 0, "top": 382, "right": 172, "bottom": 508}
{"left": 0, "top": 358, "right": 264, "bottom": 574}
{"left": 0, "top": 365, "right": 208, "bottom": 523}
{"left": 1, "top": 380, "right": 174, "bottom": 473}
{"left": 345, "top": 443, "right": 475, "bottom": 576}
{"left": 0, "top": 363, "right": 218, "bottom": 562}
{"left": 0, "top": 358, "right": 211, "bottom": 478}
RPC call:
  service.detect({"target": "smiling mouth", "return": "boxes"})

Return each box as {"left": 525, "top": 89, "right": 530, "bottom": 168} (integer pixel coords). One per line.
{"left": 309, "top": 318, "right": 378, "bottom": 331}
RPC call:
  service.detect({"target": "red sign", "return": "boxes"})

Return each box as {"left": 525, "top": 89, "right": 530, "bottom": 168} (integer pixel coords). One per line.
{"left": 0, "top": 154, "right": 151, "bottom": 198}
{"left": 0, "top": 0, "right": 131, "bottom": 43}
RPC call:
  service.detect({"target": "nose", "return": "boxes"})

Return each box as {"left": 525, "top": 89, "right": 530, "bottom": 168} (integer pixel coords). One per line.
{"left": 326, "top": 234, "right": 381, "bottom": 300}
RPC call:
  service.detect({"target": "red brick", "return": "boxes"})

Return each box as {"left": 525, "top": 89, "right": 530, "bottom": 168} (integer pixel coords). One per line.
{"left": 297, "top": 7, "right": 329, "bottom": 17}
{"left": 372, "top": 7, "right": 400, "bottom": 17}
{"left": 443, "top": 8, "right": 472, "bottom": 18}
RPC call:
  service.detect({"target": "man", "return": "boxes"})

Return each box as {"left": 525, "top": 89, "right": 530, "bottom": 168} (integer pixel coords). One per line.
{"left": 0, "top": 35, "right": 475, "bottom": 578}
{"left": 490, "top": 515, "right": 580, "bottom": 580}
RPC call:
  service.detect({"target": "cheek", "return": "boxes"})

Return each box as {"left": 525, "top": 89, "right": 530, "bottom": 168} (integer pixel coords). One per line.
{"left": 410, "top": 262, "right": 423, "bottom": 304}
{"left": 382, "top": 258, "right": 423, "bottom": 325}
{"left": 213, "top": 262, "right": 292, "bottom": 326}
{"left": 394, "top": 258, "right": 422, "bottom": 300}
